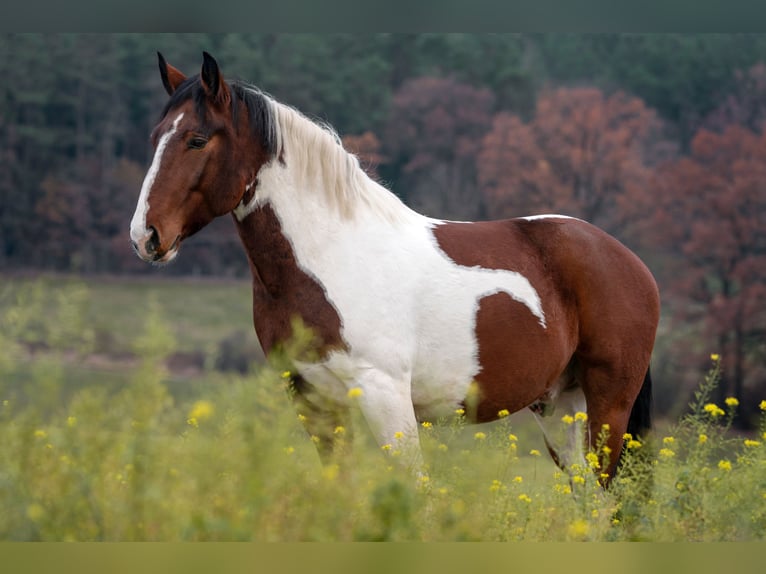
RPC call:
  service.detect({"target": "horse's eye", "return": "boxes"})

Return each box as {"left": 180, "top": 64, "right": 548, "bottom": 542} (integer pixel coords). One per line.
{"left": 188, "top": 136, "right": 208, "bottom": 150}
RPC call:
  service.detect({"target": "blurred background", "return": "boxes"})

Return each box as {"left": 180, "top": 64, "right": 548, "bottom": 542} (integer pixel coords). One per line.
{"left": 1, "top": 33, "right": 764, "bottom": 427}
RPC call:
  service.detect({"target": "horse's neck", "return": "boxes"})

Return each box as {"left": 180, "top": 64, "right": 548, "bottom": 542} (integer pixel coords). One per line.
{"left": 233, "top": 201, "right": 304, "bottom": 298}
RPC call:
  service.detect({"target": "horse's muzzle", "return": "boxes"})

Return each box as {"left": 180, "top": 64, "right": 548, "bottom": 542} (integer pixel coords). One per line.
{"left": 131, "top": 226, "right": 178, "bottom": 264}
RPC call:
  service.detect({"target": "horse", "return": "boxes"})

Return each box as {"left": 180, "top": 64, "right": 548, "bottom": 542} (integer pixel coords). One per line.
{"left": 130, "top": 52, "right": 660, "bottom": 481}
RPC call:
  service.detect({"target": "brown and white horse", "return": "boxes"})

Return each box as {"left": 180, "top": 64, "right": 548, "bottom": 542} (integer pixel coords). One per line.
{"left": 130, "top": 52, "right": 660, "bottom": 480}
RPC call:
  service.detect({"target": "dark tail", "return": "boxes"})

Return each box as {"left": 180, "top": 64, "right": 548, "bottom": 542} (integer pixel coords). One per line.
{"left": 615, "top": 366, "right": 654, "bottom": 476}
{"left": 626, "top": 366, "right": 653, "bottom": 440}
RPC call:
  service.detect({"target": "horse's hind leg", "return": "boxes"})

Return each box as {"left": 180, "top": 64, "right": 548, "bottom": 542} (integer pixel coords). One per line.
{"left": 578, "top": 360, "right": 648, "bottom": 480}
{"left": 531, "top": 384, "right": 588, "bottom": 473}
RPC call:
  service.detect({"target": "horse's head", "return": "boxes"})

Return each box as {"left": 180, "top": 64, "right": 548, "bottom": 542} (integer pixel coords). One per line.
{"left": 130, "top": 52, "right": 275, "bottom": 264}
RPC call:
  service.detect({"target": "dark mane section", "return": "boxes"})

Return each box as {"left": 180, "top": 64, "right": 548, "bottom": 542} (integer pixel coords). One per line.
{"left": 160, "top": 76, "right": 278, "bottom": 159}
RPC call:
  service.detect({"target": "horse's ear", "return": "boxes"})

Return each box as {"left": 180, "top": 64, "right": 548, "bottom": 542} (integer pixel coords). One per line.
{"left": 201, "top": 51, "right": 223, "bottom": 100}
{"left": 158, "top": 52, "right": 186, "bottom": 96}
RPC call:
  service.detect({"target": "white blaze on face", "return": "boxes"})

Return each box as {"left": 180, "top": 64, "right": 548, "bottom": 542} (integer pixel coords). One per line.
{"left": 130, "top": 112, "right": 184, "bottom": 247}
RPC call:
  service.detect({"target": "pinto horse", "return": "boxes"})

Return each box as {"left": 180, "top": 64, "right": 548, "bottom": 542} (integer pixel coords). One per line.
{"left": 130, "top": 52, "right": 660, "bottom": 480}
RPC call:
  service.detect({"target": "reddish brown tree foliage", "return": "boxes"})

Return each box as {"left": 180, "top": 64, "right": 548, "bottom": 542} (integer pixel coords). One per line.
{"left": 652, "top": 125, "right": 766, "bottom": 418}
{"left": 384, "top": 76, "right": 495, "bottom": 219}
{"left": 703, "top": 62, "right": 766, "bottom": 134}
{"left": 342, "top": 131, "right": 386, "bottom": 180}
{"left": 477, "top": 87, "right": 668, "bottom": 237}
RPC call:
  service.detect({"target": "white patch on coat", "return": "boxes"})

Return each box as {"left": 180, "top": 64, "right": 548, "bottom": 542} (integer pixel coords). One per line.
{"left": 130, "top": 112, "right": 184, "bottom": 245}
{"left": 519, "top": 214, "right": 580, "bottom": 222}
{"left": 252, "top": 160, "right": 548, "bottom": 447}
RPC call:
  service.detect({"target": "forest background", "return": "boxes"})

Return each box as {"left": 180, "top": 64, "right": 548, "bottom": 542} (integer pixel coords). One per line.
{"left": 1, "top": 33, "right": 764, "bottom": 426}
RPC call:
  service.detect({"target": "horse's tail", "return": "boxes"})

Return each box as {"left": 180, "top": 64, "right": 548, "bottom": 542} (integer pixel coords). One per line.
{"left": 613, "top": 366, "right": 654, "bottom": 499}
{"left": 626, "top": 366, "right": 653, "bottom": 440}
{"left": 616, "top": 365, "right": 653, "bottom": 476}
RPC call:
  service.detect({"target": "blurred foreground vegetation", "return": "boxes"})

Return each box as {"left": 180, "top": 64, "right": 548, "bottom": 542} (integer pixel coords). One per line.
{"left": 1, "top": 278, "right": 765, "bottom": 541}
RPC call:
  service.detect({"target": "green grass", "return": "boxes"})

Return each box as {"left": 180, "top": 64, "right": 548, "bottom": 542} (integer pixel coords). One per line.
{"left": 1, "top": 276, "right": 765, "bottom": 541}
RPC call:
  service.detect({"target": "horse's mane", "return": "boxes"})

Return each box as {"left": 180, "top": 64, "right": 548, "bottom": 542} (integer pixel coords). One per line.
{"left": 163, "top": 75, "right": 417, "bottom": 225}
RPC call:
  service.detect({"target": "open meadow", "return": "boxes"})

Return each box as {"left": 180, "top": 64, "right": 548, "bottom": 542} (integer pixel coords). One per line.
{"left": 1, "top": 275, "right": 765, "bottom": 541}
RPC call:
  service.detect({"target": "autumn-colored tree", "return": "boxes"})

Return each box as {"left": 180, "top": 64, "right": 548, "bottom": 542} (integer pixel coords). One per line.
{"left": 702, "top": 62, "right": 766, "bottom": 134}
{"left": 384, "top": 76, "right": 495, "bottom": 219}
{"left": 342, "top": 131, "right": 386, "bottom": 180}
{"left": 651, "top": 125, "right": 766, "bottom": 424}
{"left": 477, "top": 87, "right": 669, "bottom": 239}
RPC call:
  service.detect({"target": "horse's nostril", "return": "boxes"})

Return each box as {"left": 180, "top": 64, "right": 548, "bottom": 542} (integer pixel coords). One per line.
{"left": 145, "top": 226, "right": 160, "bottom": 254}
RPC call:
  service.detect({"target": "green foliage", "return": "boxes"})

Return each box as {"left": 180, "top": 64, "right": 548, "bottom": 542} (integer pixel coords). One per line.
{"left": 1, "top": 281, "right": 765, "bottom": 541}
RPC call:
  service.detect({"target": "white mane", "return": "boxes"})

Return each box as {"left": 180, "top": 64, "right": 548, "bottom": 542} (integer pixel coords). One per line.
{"left": 237, "top": 85, "right": 420, "bottom": 226}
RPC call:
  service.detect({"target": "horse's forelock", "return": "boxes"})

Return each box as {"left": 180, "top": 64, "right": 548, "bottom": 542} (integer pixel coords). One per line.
{"left": 159, "top": 76, "right": 278, "bottom": 161}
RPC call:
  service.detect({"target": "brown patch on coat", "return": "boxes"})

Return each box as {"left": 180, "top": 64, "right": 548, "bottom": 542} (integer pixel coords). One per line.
{"left": 432, "top": 217, "right": 659, "bottom": 436}
{"left": 234, "top": 203, "right": 344, "bottom": 357}
{"left": 432, "top": 219, "right": 579, "bottom": 423}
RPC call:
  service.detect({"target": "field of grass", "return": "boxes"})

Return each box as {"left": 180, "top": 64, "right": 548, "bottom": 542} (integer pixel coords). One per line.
{"left": 1, "top": 275, "right": 765, "bottom": 541}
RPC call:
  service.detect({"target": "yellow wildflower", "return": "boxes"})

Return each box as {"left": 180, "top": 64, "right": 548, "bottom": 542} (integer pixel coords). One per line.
{"left": 297, "top": 414, "right": 307, "bottom": 423}
{"left": 489, "top": 479, "right": 503, "bottom": 492}
{"left": 394, "top": 431, "right": 404, "bottom": 440}
{"left": 586, "top": 452, "right": 600, "bottom": 469}
{"left": 626, "top": 439, "right": 642, "bottom": 449}
{"left": 725, "top": 397, "right": 739, "bottom": 407}
{"left": 67, "top": 416, "right": 77, "bottom": 428}
{"left": 602, "top": 445, "right": 612, "bottom": 456}
{"left": 421, "top": 421, "right": 433, "bottom": 429}
{"left": 437, "top": 443, "right": 448, "bottom": 452}
{"left": 662, "top": 436, "right": 675, "bottom": 445}
{"left": 568, "top": 520, "right": 589, "bottom": 539}
{"left": 554, "top": 483, "right": 572, "bottom": 495}
{"left": 34, "top": 429, "right": 47, "bottom": 439}
{"left": 744, "top": 439, "right": 761, "bottom": 448}
{"left": 281, "top": 370, "right": 292, "bottom": 379}
{"left": 561, "top": 414, "right": 574, "bottom": 425}
{"left": 518, "top": 494, "right": 532, "bottom": 503}
{"left": 718, "top": 459, "right": 732, "bottom": 472}
{"left": 283, "top": 446, "right": 295, "bottom": 455}
{"left": 574, "top": 411, "right": 588, "bottom": 423}
{"left": 698, "top": 433, "right": 708, "bottom": 444}
{"left": 333, "top": 426, "right": 345, "bottom": 435}
{"left": 623, "top": 433, "right": 633, "bottom": 440}
{"left": 322, "top": 464, "right": 339, "bottom": 481}
{"left": 710, "top": 353, "right": 720, "bottom": 361}
{"left": 188, "top": 400, "right": 214, "bottom": 422}
{"left": 572, "top": 475, "right": 586, "bottom": 485}
{"left": 347, "top": 387, "right": 363, "bottom": 399}
{"left": 529, "top": 449, "right": 541, "bottom": 457}
{"left": 659, "top": 448, "right": 676, "bottom": 459}
{"left": 508, "top": 433, "right": 518, "bottom": 442}
{"left": 498, "top": 409, "right": 510, "bottom": 418}
{"left": 760, "top": 400, "right": 766, "bottom": 411}
{"left": 381, "top": 444, "right": 392, "bottom": 451}
{"left": 513, "top": 475, "right": 523, "bottom": 483}
{"left": 703, "top": 403, "right": 725, "bottom": 417}
{"left": 455, "top": 408, "right": 465, "bottom": 416}
{"left": 187, "top": 417, "right": 198, "bottom": 428}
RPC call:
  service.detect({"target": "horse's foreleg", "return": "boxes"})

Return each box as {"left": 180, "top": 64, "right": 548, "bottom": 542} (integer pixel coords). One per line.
{"left": 289, "top": 374, "right": 352, "bottom": 465}
{"left": 352, "top": 369, "right": 424, "bottom": 473}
